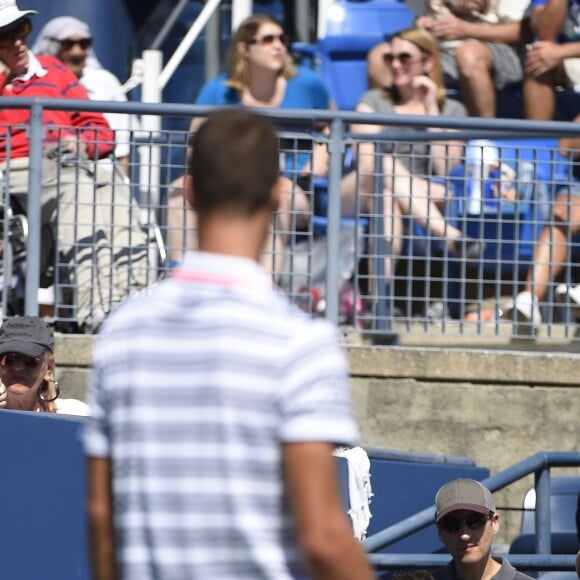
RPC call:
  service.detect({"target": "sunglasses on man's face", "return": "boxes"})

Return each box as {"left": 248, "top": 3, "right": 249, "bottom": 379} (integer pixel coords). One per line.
{"left": 247, "top": 33, "right": 290, "bottom": 47}
{"left": 0, "top": 17, "right": 32, "bottom": 49}
{"left": 56, "top": 37, "right": 93, "bottom": 51}
{"left": 0, "top": 352, "right": 42, "bottom": 369}
{"left": 437, "top": 512, "right": 492, "bottom": 533}
{"left": 383, "top": 52, "right": 423, "bottom": 66}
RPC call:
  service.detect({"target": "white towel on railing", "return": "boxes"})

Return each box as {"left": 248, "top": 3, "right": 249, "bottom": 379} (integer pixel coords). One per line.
{"left": 333, "top": 446, "right": 373, "bottom": 541}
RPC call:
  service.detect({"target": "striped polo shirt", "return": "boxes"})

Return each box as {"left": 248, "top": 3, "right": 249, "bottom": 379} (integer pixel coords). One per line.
{"left": 84, "top": 251, "right": 359, "bottom": 579}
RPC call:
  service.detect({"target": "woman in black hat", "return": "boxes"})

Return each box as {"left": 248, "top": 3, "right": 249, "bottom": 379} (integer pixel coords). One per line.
{"left": 0, "top": 316, "right": 88, "bottom": 415}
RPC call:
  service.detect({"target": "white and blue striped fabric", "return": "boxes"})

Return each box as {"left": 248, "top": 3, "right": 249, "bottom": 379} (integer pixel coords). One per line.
{"left": 84, "top": 251, "right": 359, "bottom": 579}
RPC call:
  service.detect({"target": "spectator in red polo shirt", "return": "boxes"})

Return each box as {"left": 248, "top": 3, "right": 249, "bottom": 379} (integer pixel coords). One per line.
{"left": 0, "top": 0, "right": 149, "bottom": 332}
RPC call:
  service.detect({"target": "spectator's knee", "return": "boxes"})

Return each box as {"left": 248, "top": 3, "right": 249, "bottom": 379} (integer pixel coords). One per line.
{"left": 553, "top": 194, "right": 580, "bottom": 234}
{"left": 455, "top": 42, "right": 491, "bottom": 77}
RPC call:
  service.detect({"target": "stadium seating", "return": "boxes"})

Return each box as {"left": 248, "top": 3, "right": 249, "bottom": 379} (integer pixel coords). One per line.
{"left": 448, "top": 138, "right": 571, "bottom": 273}
{"left": 293, "top": 0, "right": 415, "bottom": 110}
{"left": 323, "top": 0, "right": 415, "bottom": 37}
{"left": 333, "top": 448, "right": 490, "bottom": 552}
{"left": 313, "top": 35, "right": 384, "bottom": 110}
{"left": 509, "top": 476, "right": 580, "bottom": 580}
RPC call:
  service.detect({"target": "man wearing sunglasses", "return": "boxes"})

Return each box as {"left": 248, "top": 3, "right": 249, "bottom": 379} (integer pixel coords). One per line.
{"left": 0, "top": 0, "right": 149, "bottom": 333}
{"left": 31, "top": 15, "right": 139, "bottom": 175}
{"left": 434, "top": 479, "right": 533, "bottom": 580}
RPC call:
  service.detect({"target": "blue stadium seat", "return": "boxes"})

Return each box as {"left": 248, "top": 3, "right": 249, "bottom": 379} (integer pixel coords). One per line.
{"left": 448, "top": 138, "right": 571, "bottom": 273}
{"left": 510, "top": 476, "right": 580, "bottom": 573}
{"left": 324, "top": 0, "right": 415, "bottom": 37}
{"left": 293, "top": 0, "right": 415, "bottom": 110}
{"left": 315, "top": 35, "right": 384, "bottom": 110}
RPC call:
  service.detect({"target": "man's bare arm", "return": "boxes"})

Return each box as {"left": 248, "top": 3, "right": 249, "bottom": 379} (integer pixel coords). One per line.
{"left": 283, "top": 442, "right": 375, "bottom": 580}
{"left": 531, "top": 0, "right": 567, "bottom": 41}
{"left": 87, "top": 457, "right": 118, "bottom": 580}
{"left": 427, "top": 16, "right": 529, "bottom": 45}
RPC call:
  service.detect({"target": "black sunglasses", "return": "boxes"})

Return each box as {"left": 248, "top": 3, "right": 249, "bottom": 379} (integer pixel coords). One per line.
{"left": 0, "top": 352, "right": 42, "bottom": 369}
{"left": 437, "top": 512, "right": 492, "bottom": 533}
{"left": 384, "top": 52, "right": 423, "bottom": 66}
{"left": 55, "top": 37, "right": 93, "bottom": 51}
{"left": 0, "top": 17, "right": 32, "bottom": 49}
{"left": 248, "top": 33, "right": 290, "bottom": 47}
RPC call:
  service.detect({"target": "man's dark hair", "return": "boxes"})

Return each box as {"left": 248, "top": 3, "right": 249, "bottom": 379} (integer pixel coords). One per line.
{"left": 189, "top": 108, "right": 279, "bottom": 216}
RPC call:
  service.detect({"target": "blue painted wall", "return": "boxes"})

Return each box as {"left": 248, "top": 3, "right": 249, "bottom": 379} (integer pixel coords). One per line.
{"left": 0, "top": 411, "right": 88, "bottom": 579}
{"left": 0, "top": 410, "right": 488, "bottom": 578}
{"left": 25, "top": 0, "right": 134, "bottom": 81}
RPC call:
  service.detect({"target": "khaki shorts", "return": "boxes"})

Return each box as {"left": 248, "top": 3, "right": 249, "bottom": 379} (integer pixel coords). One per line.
{"left": 440, "top": 40, "right": 524, "bottom": 90}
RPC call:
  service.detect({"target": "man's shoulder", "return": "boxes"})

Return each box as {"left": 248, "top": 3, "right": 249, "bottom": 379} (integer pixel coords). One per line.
{"left": 37, "top": 54, "right": 69, "bottom": 72}
{"left": 432, "top": 562, "right": 455, "bottom": 580}
{"left": 36, "top": 54, "right": 79, "bottom": 83}
{"left": 495, "top": 557, "right": 535, "bottom": 580}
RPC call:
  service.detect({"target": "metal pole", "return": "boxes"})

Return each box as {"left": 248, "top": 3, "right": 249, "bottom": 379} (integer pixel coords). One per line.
{"left": 150, "top": 0, "right": 190, "bottom": 50}
{"left": 535, "top": 467, "right": 552, "bottom": 554}
{"left": 325, "top": 118, "right": 344, "bottom": 325}
{"left": 159, "top": 0, "right": 223, "bottom": 90}
{"left": 140, "top": 50, "right": 163, "bottom": 211}
{"left": 205, "top": 4, "right": 221, "bottom": 81}
{"left": 318, "top": 0, "right": 332, "bottom": 38}
{"left": 294, "top": 0, "right": 311, "bottom": 42}
{"left": 231, "top": 0, "right": 252, "bottom": 32}
{"left": 25, "top": 101, "right": 43, "bottom": 316}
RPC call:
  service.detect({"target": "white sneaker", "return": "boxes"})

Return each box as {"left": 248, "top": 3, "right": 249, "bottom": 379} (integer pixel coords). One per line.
{"left": 503, "top": 291, "right": 541, "bottom": 336}
{"left": 555, "top": 283, "right": 580, "bottom": 318}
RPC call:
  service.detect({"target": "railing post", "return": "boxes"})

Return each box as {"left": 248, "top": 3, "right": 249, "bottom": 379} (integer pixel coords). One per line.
{"left": 25, "top": 101, "right": 43, "bottom": 316}
{"left": 370, "top": 143, "right": 398, "bottom": 345}
{"left": 535, "top": 467, "right": 552, "bottom": 554}
{"left": 140, "top": 49, "right": 162, "bottom": 248}
{"left": 325, "top": 118, "right": 344, "bottom": 325}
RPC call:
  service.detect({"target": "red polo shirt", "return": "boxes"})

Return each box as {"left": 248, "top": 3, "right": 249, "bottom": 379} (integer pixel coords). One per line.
{"left": 0, "top": 54, "right": 114, "bottom": 161}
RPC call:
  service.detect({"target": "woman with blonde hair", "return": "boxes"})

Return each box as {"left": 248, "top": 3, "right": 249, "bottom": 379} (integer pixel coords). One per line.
{"left": 0, "top": 316, "right": 88, "bottom": 415}
{"left": 167, "top": 14, "right": 331, "bottom": 275}
{"left": 342, "top": 27, "right": 481, "bottom": 280}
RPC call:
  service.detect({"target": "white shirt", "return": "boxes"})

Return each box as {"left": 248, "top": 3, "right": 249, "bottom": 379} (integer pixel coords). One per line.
{"left": 85, "top": 251, "right": 359, "bottom": 579}
{"left": 80, "top": 66, "right": 140, "bottom": 160}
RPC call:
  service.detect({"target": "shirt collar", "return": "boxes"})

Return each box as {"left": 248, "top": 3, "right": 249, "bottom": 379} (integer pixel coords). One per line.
{"left": 13, "top": 51, "right": 48, "bottom": 82}
{"left": 175, "top": 251, "right": 274, "bottom": 291}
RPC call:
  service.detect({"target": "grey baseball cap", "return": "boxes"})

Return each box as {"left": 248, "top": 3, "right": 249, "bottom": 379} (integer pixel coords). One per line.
{"left": 435, "top": 479, "right": 496, "bottom": 522}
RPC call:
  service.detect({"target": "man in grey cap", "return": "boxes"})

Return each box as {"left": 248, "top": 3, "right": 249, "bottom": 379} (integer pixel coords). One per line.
{"left": 433, "top": 479, "right": 533, "bottom": 580}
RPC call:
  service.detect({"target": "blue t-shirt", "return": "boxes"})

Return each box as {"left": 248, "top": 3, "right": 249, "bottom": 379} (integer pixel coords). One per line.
{"left": 195, "top": 66, "right": 330, "bottom": 109}
{"left": 530, "top": 0, "right": 580, "bottom": 41}
{"left": 195, "top": 67, "right": 331, "bottom": 175}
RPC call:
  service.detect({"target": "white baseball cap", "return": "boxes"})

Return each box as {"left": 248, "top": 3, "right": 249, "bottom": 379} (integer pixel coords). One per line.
{"left": 0, "top": 0, "right": 37, "bottom": 30}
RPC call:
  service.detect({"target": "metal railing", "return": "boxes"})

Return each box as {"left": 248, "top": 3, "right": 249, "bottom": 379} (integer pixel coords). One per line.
{"left": 364, "top": 451, "right": 580, "bottom": 572}
{"left": 3, "top": 97, "right": 580, "bottom": 344}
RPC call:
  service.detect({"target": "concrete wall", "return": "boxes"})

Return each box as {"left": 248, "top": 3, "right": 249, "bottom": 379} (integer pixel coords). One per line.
{"left": 56, "top": 335, "right": 580, "bottom": 547}
{"left": 348, "top": 346, "right": 580, "bottom": 546}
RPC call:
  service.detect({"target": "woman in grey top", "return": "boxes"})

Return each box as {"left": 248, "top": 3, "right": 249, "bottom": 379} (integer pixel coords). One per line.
{"left": 342, "top": 27, "right": 481, "bottom": 278}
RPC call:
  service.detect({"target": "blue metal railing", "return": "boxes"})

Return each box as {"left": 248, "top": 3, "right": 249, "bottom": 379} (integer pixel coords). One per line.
{"left": 369, "top": 553, "right": 577, "bottom": 572}
{"left": 3, "top": 96, "right": 580, "bottom": 342}
{"left": 364, "top": 451, "right": 580, "bottom": 572}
